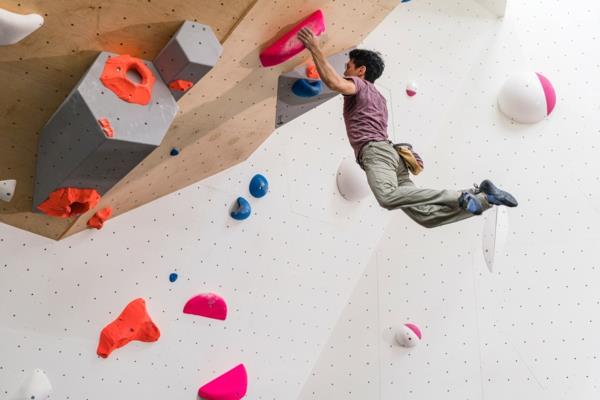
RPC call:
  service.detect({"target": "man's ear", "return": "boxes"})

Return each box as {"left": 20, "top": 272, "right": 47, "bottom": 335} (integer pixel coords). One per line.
{"left": 358, "top": 65, "right": 367, "bottom": 77}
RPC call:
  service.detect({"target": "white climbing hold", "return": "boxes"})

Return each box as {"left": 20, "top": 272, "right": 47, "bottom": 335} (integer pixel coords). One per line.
{"left": 482, "top": 206, "right": 509, "bottom": 272}
{"left": 0, "top": 8, "right": 44, "bottom": 46}
{"left": 0, "top": 179, "right": 16, "bottom": 202}
{"left": 336, "top": 157, "right": 370, "bottom": 201}
{"left": 11, "top": 368, "right": 52, "bottom": 400}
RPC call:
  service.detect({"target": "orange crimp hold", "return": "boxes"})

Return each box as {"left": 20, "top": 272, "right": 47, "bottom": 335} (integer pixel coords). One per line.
{"left": 87, "top": 207, "right": 113, "bottom": 229}
{"left": 97, "top": 298, "right": 160, "bottom": 358}
{"left": 305, "top": 64, "right": 320, "bottom": 80}
{"left": 169, "top": 79, "right": 194, "bottom": 92}
{"left": 100, "top": 54, "right": 156, "bottom": 105}
{"left": 98, "top": 118, "right": 114, "bottom": 138}
{"left": 37, "top": 188, "right": 101, "bottom": 218}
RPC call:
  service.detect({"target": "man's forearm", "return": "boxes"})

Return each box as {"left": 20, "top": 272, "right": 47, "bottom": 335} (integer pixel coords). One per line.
{"left": 308, "top": 47, "right": 344, "bottom": 90}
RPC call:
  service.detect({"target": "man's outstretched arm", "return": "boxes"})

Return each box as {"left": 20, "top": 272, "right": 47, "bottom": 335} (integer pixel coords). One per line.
{"left": 297, "top": 28, "right": 356, "bottom": 95}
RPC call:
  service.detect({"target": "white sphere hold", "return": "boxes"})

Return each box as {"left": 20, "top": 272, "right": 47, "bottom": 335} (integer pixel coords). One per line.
{"left": 395, "top": 323, "right": 422, "bottom": 348}
{"left": 406, "top": 81, "right": 418, "bottom": 97}
{"left": 498, "top": 72, "right": 556, "bottom": 124}
{"left": 12, "top": 368, "right": 52, "bottom": 400}
{"left": 336, "top": 157, "right": 370, "bottom": 201}
{"left": 0, "top": 179, "right": 16, "bottom": 202}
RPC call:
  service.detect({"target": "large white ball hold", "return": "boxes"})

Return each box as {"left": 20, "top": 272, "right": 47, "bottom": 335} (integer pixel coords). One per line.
{"left": 498, "top": 72, "right": 556, "bottom": 124}
{"left": 336, "top": 157, "right": 370, "bottom": 201}
{"left": 395, "top": 323, "right": 422, "bottom": 348}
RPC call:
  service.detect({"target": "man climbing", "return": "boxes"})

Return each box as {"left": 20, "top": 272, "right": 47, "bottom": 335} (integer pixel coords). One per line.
{"left": 297, "top": 28, "right": 517, "bottom": 228}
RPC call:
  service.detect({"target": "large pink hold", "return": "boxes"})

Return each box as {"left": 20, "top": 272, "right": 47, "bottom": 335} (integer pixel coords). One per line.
{"left": 259, "top": 10, "right": 326, "bottom": 67}
{"left": 198, "top": 364, "right": 248, "bottom": 400}
{"left": 183, "top": 293, "right": 228, "bottom": 320}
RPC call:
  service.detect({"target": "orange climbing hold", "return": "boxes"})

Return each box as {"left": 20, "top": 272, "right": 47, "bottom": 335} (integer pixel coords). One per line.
{"left": 169, "top": 79, "right": 194, "bottom": 92}
{"left": 305, "top": 64, "right": 320, "bottom": 80}
{"left": 37, "top": 187, "right": 101, "bottom": 218}
{"left": 87, "top": 207, "right": 113, "bottom": 229}
{"left": 98, "top": 118, "right": 114, "bottom": 138}
{"left": 100, "top": 54, "right": 156, "bottom": 105}
{"left": 97, "top": 298, "right": 160, "bottom": 358}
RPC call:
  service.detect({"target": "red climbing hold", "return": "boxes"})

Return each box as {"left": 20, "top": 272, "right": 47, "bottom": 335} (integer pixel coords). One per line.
{"left": 37, "top": 187, "right": 101, "bottom": 218}
{"left": 98, "top": 118, "right": 114, "bottom": 138}
{"left": 183, "top": 293, "right": 228, "bottom": 320}
{"left": 259, "top": 10, "right": 326, "bottom": 67}
{"left": 169, "top": 79, "right": 194, "bottom": 92}
{"left": 305, "top": 63, "right": 320, "bottom": 80}
{"left": 100, "top": 54, "right": 156, "bottom": 105}
{"left": 97, "top": 298, "right": 160, "bottom": 358}
{"left": 198, "top": 364, "right": 248, "bottom": 400}
{"left": 87, "top": 207, "right": 113, "bottom": 229}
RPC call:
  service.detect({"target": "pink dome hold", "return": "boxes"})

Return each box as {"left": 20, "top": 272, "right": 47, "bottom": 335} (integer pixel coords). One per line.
{"left": 404, "top": 323, "right": 422, "bottom": 339}
{"left": 198, "top": 364, "right": 248, "bottom": 400}
{"left": 183, "top": 293, "right": 228, "bottom": 320}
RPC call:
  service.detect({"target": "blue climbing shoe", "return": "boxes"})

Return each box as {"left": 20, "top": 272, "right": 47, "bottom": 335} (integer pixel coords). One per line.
{"left": 477, "top": 180, "right": 518, "bottom": 207}
{"left": 459, "top": 191, "right": 483, "bottom": 215}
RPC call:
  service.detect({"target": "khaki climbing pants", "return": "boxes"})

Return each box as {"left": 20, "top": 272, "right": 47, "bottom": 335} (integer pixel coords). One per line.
{"left": 358, "top": 141, "right": 491, "bottom": 228}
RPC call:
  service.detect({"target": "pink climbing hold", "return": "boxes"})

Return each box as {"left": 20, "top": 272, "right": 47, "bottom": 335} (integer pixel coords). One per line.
{"left": 198, "top": 364, "right": 248, "bottom": 400}
{"left": 404, "top": 323, "right": 422, "bottom": 339}
{"left": 406, "top": 81, "right": 418, "bottom": 97}
{"left": 259, "top": 10, "right": 326, "bottom": 67}
{"left": 536, "top": 72, "right": 556, "bottom": 115}
{"left": 183, "top": 293, "right": 228, "bottom": 320}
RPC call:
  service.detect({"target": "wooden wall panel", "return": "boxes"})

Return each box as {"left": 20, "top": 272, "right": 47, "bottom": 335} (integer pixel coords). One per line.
{"left": 0, "top": 0, "right": 397, "bottom": 240}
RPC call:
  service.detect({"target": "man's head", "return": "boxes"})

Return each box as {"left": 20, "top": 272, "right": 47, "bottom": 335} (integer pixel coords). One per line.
{"left": 344, "top": 49, "right": 385, "bottom": 83}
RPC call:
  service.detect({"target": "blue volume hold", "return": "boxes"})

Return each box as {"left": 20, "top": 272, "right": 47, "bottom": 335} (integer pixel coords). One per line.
{"left": 292, "top": 79, "right": 323, "bottom": 97}
{"left": 169, "top": 272, "right": 178, "bottom": 282}
{"left": 230, "top": 196, "right": 251, "bottom": 220}
{"left": 249, "top": 174, "right": 269, "bottom": 198}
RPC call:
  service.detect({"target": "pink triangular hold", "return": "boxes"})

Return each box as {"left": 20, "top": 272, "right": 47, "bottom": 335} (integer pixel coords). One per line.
{"left": 183, "top": 293, "right": 228, "bottom": 320}
{"left": 405, "top": 323, "right": 422, "bottom": 339}
{"left": 198, "top": 364, "right": 248, "bottom": 400}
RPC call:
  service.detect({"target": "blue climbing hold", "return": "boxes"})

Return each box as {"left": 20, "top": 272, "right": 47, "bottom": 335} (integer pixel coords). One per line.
{"left": 170, "top": 147, "right": 180, "bottom": 156}
{"left": 230, "top": 197, "right": 251, "bottom": 220}
{"left": 401, "top": 0, "right": 411, "bottom": 2}
{"left": 249, "top": 174, "right": 269, "bottom": 198}
{"left": 169, "top": 272, "right": 178, "bottom": 282}
{"left": 292, "top": 78, "right": 323, "bottom": 97}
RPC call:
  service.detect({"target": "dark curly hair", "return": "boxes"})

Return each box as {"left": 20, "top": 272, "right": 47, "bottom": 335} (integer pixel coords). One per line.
{"left": 349, "top": 49, "right": 385, "bottom": 83}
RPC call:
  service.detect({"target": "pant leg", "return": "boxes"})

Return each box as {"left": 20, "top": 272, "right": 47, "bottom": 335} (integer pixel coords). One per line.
{"left": 360, "top": 141, "right": 491, "bottom": 228}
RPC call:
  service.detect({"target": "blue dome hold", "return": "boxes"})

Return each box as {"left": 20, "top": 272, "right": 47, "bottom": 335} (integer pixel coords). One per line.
{"left": 170, "top": 147, "right": 180, "bottom": 156}
{"left": 249, "top": 174, "right": 269, "bottom": 198}
{"left": 292, "top": 79, "right": 323, "bottom": 97}
{"left": 230, "top": 196, "right": 251, "bottom": 220}
{"left": 169, "top": 272, "right": 178, "bottom": 282}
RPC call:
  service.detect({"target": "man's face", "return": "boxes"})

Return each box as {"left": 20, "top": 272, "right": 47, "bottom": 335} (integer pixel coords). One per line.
{"left": 344, "top": 59, "right": 364, "bottom": 78}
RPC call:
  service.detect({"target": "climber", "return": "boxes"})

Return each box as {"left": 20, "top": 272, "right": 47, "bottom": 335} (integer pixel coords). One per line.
{"left": 297, "top": 28, "right": 517, "bottom": 228}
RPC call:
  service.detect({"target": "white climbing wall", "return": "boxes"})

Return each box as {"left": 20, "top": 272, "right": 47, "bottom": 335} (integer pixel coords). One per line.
{"left": 300, "top": 0, "right": 600, "bottom": 399}
{"left": 0, "top": 92, "right": 389, "bottom": 397}
{"left": 3, "top": 0, "right": 600, "bottom": 399}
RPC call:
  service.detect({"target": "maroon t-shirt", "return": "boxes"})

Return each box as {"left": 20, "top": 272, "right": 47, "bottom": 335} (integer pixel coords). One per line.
{"left": 342, "top": 76, "right": 389, "bottom": 159}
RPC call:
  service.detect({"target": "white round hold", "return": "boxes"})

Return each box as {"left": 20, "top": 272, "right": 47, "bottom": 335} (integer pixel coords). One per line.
{"left": 12, "top": 368, "right": 52, "bottom": 400}
{"left": 0, "top": 179, "right": 16, "bottom": 202}
{"left": 336, "top": 157, "right": 370, "bottom": 201}
{"left": 406, "top": 81, "right": 418, "bottom": 97}
{"left": 394, "top": 323, "right": 422, "bottom": 348}
{"left": 498, "top": 72, "right": 556, "bottom": 124}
